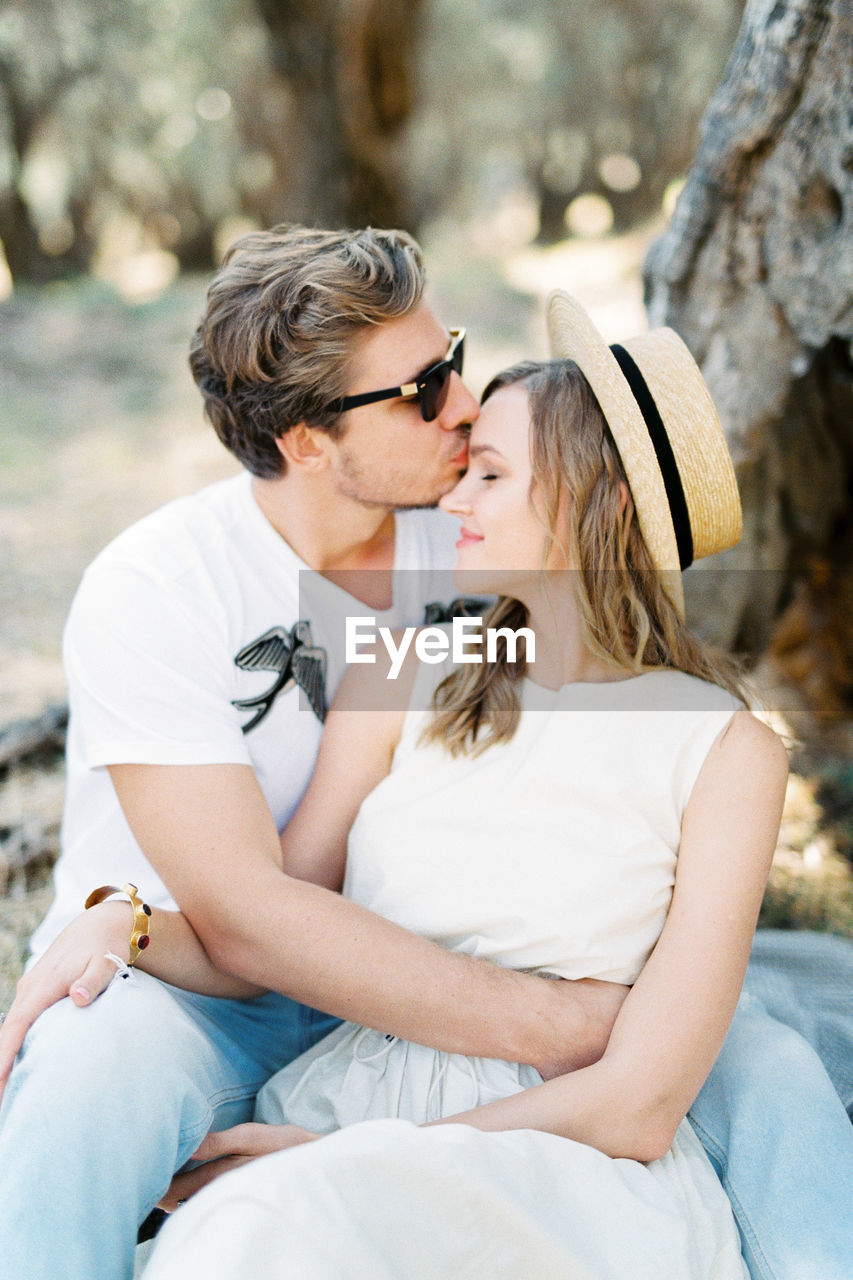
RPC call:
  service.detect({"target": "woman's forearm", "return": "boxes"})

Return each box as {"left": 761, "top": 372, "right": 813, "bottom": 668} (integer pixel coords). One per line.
{"left": 430, "top": 1050, "right": 674, "bottom": 1163}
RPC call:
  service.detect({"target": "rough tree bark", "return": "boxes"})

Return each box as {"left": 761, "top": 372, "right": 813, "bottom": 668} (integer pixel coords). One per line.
{"left": 644, "top": 0, "right": 853, "bottom": 718}
{"left": 256, "top": 0, "right": 424, "bottom": 230}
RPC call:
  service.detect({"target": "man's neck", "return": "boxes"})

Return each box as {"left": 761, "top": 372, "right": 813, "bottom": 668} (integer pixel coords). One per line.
{"left": 251, "top": 475, "right": 398, "bottom": 607}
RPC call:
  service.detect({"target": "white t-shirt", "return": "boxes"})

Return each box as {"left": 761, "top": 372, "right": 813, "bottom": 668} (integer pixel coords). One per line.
{"left": 31, "top": 473, "right": 459, "bottom": 957}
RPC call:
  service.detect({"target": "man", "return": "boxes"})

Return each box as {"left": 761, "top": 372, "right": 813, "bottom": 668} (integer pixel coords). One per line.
{"left": 0, "top": 225, "right": 624, "bottom": 1280}
{"left": 0, "top": 224, "right": 851, "bottom": 1280}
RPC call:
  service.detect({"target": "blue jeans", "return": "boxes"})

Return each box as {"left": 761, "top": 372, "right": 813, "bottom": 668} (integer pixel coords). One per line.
{"left": 0, "top": 971, "right": 338, "bottom": 1280}
{"left": 1, "top": 970, "right": 852, "bottom": 1280}
{"left": 689, "top": 989, "right": 853, "bottom": 1280}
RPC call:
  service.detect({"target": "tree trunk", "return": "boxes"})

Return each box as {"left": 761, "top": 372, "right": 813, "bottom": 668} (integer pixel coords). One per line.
{"left": 256, "top": 0, "right": 424, "bottom": 230}
{"left": 644, "top": 0, "right": 853, "bottom": 718}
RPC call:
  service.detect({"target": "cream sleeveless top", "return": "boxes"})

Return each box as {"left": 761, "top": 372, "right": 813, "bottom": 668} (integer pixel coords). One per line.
{"left": 344, "top": 664, "right": 742, "bottom": 984}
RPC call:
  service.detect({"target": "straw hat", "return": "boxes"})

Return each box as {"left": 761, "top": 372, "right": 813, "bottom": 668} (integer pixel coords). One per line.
{"left": 546, "top": 289, "right": 742, "bottom": 618}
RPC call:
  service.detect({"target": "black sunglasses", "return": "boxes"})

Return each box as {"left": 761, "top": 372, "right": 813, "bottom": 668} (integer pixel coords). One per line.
{"left": 331, "top": 328, "right": 465, "bottom": 422}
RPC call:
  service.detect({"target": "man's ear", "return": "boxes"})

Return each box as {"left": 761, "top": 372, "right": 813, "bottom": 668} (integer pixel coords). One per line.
{"left": 275, "top": 423, "right": 333, "bottom": 472}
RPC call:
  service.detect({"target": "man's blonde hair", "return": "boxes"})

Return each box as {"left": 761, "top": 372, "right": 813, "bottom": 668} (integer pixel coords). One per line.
{"left": 190, "top": 224, "right": 425, "bottom": 477}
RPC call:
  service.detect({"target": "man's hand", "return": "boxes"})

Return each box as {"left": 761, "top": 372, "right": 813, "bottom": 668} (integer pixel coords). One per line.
{"left": 534, "top": 977, "right": 630, "bottom": 1080}
{"left": 0, "top": 902, "right": 134, "bottom": 1106}
{"left": 159, "top": 1123, "right": 320, "bottom": 1211}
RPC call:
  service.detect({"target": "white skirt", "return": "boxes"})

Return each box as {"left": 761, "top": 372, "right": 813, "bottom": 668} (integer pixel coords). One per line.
{"left": 144, "top": 1023, "right": 748, "bottom": 1280}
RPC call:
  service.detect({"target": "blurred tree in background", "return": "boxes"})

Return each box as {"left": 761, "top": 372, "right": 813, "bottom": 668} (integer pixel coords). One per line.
{"left": 256, "top": 0, "right": 424, "bottom": 229}
{"left": 0, "top": 0, "right": 742, "bottom": 285}
{"left": 0, "top": 0, "right": 291, "bottom": 281}
{"left": 412, "top": 0, "right": 743, "bottom": 245}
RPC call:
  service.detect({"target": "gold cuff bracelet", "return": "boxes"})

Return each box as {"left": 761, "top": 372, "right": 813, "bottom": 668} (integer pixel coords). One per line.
{"left": 84, "top": 882, "right": 152, "bottom": 966}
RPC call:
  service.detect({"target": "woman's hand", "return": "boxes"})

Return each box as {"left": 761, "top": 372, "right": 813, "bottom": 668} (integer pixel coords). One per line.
{"left": 0, "top": 901, "right": 133, "bottom": 1105}
{"left": 159, "top": 1123, "right": 321, "bottom": 1211}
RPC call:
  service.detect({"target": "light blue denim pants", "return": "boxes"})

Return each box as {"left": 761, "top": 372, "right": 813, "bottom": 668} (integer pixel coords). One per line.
{"left": 691, "top": 991, "right": 853, "bottom": 1280}
{"left": 0, "top": 971, "right": 337, "bottom": 1280}
{"left": 692, "top": 929, "right": 853, "bottom": 1280}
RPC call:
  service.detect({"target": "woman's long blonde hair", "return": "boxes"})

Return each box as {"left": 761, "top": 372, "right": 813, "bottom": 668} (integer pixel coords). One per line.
{"left": 421, "top": 360, "right": 748, "bottom": 758}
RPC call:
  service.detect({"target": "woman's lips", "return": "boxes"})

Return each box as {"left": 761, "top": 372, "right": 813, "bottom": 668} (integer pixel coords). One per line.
{"left": 456, "top": 527, "right": 484, "bottom": 548}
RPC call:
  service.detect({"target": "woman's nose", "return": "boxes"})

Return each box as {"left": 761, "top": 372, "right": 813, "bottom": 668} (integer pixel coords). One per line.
{"left": 439, "top": 477, "right": 472, "bottom": 515}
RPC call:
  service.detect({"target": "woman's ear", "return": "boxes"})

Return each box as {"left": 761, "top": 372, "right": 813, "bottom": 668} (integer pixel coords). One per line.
{"left": 275, "top": 423, "right": 332, "bottom": 472}
{"left": 618, "top": 481, "right": 629, "bottom": 513}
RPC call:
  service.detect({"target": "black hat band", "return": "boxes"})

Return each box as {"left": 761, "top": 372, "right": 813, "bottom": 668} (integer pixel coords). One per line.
{"left": 609, "top": 343, "right": 694, "bottom": 571}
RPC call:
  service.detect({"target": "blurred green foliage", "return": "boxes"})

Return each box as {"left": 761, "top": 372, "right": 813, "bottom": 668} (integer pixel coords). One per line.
{"left": 414, "top": 0, "right": 742, "bottom": 242}
{"left": 0, "top": 0, "right": 742, "bottom": 284}
{"left": 0, "top": 0, "right": 287, "bottom": 279}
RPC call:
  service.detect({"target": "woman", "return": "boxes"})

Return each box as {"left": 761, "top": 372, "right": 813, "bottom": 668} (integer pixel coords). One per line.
{"left": 132, "top": 291, "right": 786, "bottom": 1278}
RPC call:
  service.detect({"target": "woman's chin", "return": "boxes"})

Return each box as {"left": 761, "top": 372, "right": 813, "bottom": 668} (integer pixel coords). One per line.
{"left": 453, "top": 565, "right": 544, "bottom": 604}
{"left": 452, "top": 565, "right": 534, "bottom": 601}
{"left": 452, "top": 561, "right": 500, "bottom": 595}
